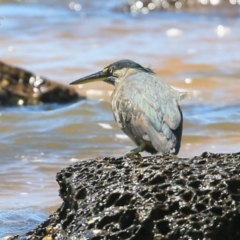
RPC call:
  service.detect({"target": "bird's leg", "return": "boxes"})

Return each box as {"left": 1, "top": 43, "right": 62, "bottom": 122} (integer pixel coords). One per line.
{"left": 123, "top": 141, "right": 147, "bottom": 158}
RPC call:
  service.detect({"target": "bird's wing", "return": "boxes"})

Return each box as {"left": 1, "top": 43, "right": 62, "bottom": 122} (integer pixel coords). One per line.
{"left": 121, "top": 72, "right": 182, "bottom": 132}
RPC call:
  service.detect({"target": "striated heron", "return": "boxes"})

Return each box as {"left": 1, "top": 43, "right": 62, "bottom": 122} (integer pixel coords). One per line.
{"left": 70, "top": 59, "right": 188, "bottom": 157}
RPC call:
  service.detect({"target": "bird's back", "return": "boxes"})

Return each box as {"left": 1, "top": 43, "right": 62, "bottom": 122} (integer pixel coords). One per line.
{"left": 111, "top": 70, "right": 185, "bottom": 154}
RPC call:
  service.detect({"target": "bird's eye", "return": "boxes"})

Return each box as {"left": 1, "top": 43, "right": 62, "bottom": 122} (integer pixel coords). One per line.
{"left": 103, "top": 67, "right": 111, "bottom": 73}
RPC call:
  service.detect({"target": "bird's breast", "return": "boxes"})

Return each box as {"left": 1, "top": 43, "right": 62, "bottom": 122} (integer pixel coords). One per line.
{"left": 111, "top": 88, "right": 134, "bottom": 130}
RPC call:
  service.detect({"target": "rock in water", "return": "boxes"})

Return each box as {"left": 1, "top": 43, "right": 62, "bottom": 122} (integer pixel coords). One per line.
{"left": 0, "top": 61, "right": 83, "bottom": 106}
{"left": 24, "top": 152, "right": 240, "bottom": 240}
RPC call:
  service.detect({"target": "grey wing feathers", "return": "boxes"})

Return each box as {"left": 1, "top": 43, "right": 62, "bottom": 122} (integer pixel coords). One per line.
{"left": 123, "top": 71, "right": 182, "bottom": 132}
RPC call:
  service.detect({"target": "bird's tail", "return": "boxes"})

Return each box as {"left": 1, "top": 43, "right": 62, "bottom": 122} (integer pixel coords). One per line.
{"left": 178, "top": 91, "right": 190, "bottom": 102}
{"left": 171, "top": 86, "right": 190, "bottom": 102}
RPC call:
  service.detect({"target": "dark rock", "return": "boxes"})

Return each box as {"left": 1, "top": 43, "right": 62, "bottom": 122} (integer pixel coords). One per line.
{"left": 118, "top": 0, "right": 240, "bottom": 16}
{"left": 8, "top": 152, "right": 240, "bottom": 239}
{"left": 0, "top": 61, "right": 83, "bottom": 106}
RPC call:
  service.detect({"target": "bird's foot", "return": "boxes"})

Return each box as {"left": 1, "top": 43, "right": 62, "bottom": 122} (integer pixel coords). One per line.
{"left": 152, "top": 152, "right": 178, "bottom": 160}
{"left": 116, "top": 152, "right": 142, "bottom": 160}
{"left": 123, "top": 151, "right": 141, "bottom": 159}
{"left": 123, "top": 142, "right": 147, "bottom": 159}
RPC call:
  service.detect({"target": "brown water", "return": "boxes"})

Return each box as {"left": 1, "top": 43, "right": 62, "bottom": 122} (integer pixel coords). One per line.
{"left": 0, "top": 0, "right": 240, "bottom": 237}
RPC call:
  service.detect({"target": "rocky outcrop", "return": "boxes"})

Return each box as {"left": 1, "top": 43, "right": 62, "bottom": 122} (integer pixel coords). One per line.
{"left": 119, "top": 0, "right": 240, "bottom": 16}
{"left": 0, "top": 61, "right": 83, "bottom": 106}
{"left": 23, "top": 152, "right": 240, "bottom": 240}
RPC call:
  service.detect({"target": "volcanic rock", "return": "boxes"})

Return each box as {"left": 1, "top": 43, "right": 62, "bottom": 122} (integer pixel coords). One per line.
{"left": 23, "top": 152, "right": 240, "bottom": 240}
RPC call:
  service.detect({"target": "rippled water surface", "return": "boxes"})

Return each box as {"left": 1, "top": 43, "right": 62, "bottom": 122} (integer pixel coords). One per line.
{"left": 1, "top": 0, "right": 240, "bottom": 237}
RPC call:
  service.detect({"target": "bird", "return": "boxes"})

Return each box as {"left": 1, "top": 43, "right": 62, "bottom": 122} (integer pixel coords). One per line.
{"left": 70, "top": 59, "right": 188, "bottom": 157}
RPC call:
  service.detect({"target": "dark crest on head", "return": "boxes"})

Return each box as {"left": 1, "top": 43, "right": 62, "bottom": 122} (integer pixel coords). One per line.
{"left": 106, "top": 59, "right": 155, "bottom": 74}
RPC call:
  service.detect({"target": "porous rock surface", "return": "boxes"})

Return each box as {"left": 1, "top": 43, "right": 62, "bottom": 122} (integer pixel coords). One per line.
{"left": 0, "top": 61, "right": 82, "bottom": 106}
{"left": 26, "top": 152, "right": 240, "bottom": 240}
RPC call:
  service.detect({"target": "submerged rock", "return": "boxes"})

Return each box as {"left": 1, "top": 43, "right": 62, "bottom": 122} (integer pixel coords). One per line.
{"left": 23, "top": 152, "right": 240, "bottom": 240}
{"left": 0, "top": 61, "right": 83, "bottom": 106}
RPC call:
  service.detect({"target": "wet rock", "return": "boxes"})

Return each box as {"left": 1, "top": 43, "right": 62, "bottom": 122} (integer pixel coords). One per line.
{"left": 0, "top": 61, "right": 83, "bottom": 106}
{"left": 17, "top": 152, "right": 240, "bottom": 240}
{"left": 118, "top": 0, "right": 240, "bottom": 16}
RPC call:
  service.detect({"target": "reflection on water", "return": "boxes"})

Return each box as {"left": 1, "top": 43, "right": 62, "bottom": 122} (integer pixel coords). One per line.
{"left": 0, "top": 0, "right": 240, "bottom": 237}
{"left": 0, "top": 209, "right": 48, "bottom": 238}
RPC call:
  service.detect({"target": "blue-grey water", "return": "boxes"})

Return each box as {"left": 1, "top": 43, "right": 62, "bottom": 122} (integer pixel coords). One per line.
{"left": 1, "top": 0, "right": 240, "bottom": 237}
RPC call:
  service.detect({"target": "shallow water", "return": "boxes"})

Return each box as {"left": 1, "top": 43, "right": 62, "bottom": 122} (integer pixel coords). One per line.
{"left": 0, "top": 0, "right": 240, "bottom": 237}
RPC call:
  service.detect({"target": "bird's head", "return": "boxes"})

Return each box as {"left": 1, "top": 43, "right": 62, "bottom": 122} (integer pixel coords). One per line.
{"left": 70, "top": 59, "right": 154, "bottom": 87}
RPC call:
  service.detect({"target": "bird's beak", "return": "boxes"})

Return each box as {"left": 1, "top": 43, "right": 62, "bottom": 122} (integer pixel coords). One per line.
{"left": 70, "top": 70, "right": 111, "bottom": 85}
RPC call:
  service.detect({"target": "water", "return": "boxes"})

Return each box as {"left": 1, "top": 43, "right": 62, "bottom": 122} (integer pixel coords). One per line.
{"left": 0, "top": 0, "right": 240, "bottom": 237}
